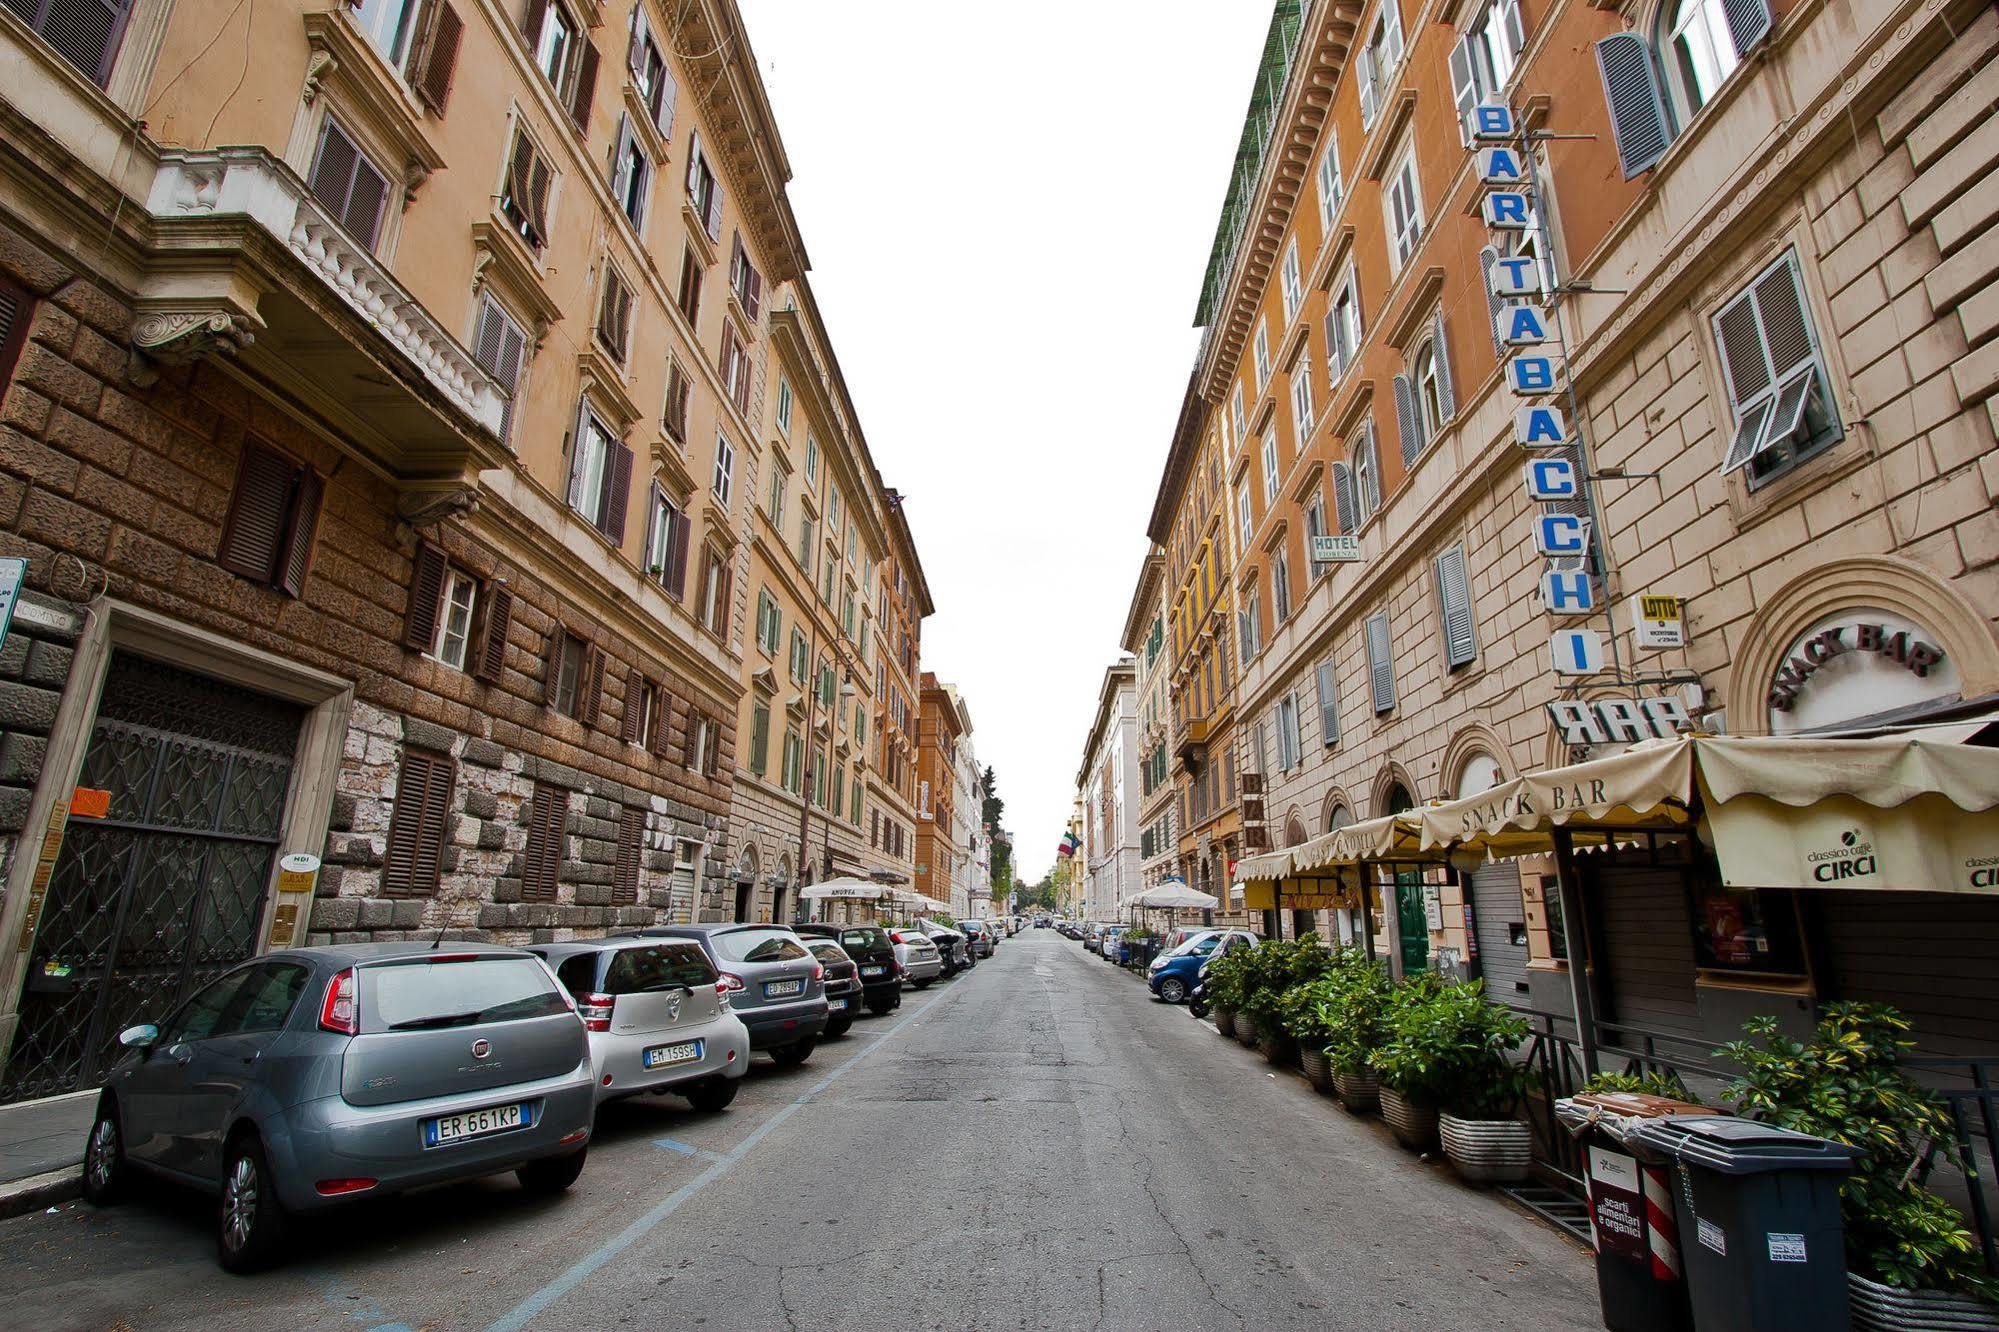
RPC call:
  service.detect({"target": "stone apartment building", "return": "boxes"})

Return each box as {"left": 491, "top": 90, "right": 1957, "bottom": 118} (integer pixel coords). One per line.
{"left": 1077, "top": 658, "right": 1139, "bottom": 920}
{"left": 913, "top": 670, "right": 964, "bottom": 907}
{"left": 1121, "top": 551, "right": 1179, "bottom": 893}
{"left": 0, "top": 0, "right": 840, "bottom": 1103}
{"left": 1134, "top": 0, "right": 1999, "bottom": 1063}
{"left": 868, "top": 495, "right": 930, "bottom": 891}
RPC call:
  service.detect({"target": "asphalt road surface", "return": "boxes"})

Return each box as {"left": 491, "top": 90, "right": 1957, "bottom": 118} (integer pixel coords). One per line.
{"left": 0, "top": 930, "right": 1600, "bottom": 1330}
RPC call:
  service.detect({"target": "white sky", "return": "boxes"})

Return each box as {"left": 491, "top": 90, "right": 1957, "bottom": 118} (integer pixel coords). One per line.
{"left": 738, "top": 2, "right": 1272, "bottom": 885}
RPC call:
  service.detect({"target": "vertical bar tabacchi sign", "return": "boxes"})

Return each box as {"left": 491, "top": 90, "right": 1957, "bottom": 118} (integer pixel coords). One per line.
{"left": 17, "top": 800, "right": 66, "bottom": 952}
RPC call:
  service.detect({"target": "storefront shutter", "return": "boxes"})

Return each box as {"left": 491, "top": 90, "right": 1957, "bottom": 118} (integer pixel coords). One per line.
{"left": 472, "top": 585, "right": 513, "bottom": 683}
{"left": 1331, "top": 461, "right": 1357, "bottom": 534}
{"left": 1470, "top": 863, "right": 1531, "bottom": 1005}
{"left": 1365, "top": 611, "right": 1395, "bottom": 714}
{"left": 1720, "top": 0, "right": 1772, "bottom": 57}
{"left": 1393, "top": 373, "right": 1420, "bottom": 466}
{"left": 1595, "top": 33, "right": 1672, "bottom": 179}
{"left": 414, "top": 2, "right": 463, "bottom": 114}
{"left": 403, "top": 542, "right": 449, "bottom": 650}
{"left": 1435, "top": 544, "right": 1476, "bottom": 668}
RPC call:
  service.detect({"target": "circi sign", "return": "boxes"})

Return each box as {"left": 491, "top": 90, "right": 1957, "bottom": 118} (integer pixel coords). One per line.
{"left": 277, "top": 851, "right": 321, "bottom": 896}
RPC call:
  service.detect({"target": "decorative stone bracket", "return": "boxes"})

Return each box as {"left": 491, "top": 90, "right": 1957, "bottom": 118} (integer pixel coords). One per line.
{"left": 127, "top": 309, "right": 257, "bottom": 386}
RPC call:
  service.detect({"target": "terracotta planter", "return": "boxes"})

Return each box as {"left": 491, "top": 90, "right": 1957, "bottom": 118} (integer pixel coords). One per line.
{"left": 1380, "top": 1086, "right": 1440, "bottom": 1152}
{"left": 1439, "top": 1113, "right": 1533, "bottom": 1185}
{"left": 1333, "top": 1067, "right": 1381, "bottom": 1113}
{"left": 1258, "top": 1032, "right": 1298, "bottom": 1066}
{"left": 1234, "top": 1012, "right": 1260, "bottom": 1046}
{"left": 1212, "top": 1006, "right": 1236, "bottom": 1038}
{"left": 1299, "top": 1049, "right": 1335, "bottom": 1093}
{"left": 1849, "top": 1273, "right": 1999, "bottom": 1331}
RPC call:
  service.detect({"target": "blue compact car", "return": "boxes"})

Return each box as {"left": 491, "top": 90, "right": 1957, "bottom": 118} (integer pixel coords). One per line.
{"left": 1146, "top": 930, "right": 1258, "bottom": 1003}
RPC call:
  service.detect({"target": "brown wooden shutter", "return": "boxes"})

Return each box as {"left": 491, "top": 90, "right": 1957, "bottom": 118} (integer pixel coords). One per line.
{"left": 471, "top": 584, "right": 513, "bottom": 683}
{"left": 649, "top": 689, "right": 672, "bottom": 757}
{"left": 611, "top": 805, "right": 643, "bottom": 905}
{"left": 704, "top": 714, "right": 721, "bottom": 775}
{"left": 622, "top": 669, "right": 646, "bottom": 742}
{"left": 217, "top": 444, "right": 298, "bottom": 584}
{"left": 521, "top": 782, "right": 566, "bottom": 901}
{"left": 527, "top": 149, "right": 553, "bottom": 242}
{"left": 275, "top": 465, "right": 323, "bottom": 598}
{"left": 682, "top": 711, "right": 701, "bottom": 771}
{"left": 520, "top": 0, "right": 548, "bottom": 43}
{"left": 414, "top": 2, "right": 464, "bottom": 114}
{"left": 714, "top": 559, "right": 733, "bottom": 639}
{"left": 403, "top": 542, "right": 449, "bottom": 650}
{"left": 577, "top": 643, "right": 606, "bottom": 728}
{"left": 383, "top": 746, "right": 457, "bottom": 896}
{"left": 569, "top": 42, "right": 599, "bottom": 130}
{"left": 0, "top": 279, "right": 33, "bottom": 400}
{"left": 663, "top": 506, "right": 689, "bottom": 600}
{"left": 603, "top": 442, "right": 633, "bottom": 544}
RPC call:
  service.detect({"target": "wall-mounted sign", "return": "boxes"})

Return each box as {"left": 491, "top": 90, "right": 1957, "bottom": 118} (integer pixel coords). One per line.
{"left": 1311, "top": 534, "right": 1361, "bottom": 563}
{"left": 1534, "top": 514, "right": 1591, "bottom": 556}
{"left": 277, "top": 851, "right": 322, "bottom": 896}
{"left": 1547, "top": 696, "right": 1693, "bottom": 746}
{"left": 1541, "top": 570, "right": 1596, "bottom": 615}
{"left": 1767, "top": 612, "right": 1955, "bottom": 733}
{"left": 1629, "top": 595, "right": 1686, "bottom": 650}
{"left": 0, "top": 558, "right": 25, "bottom": 654}
{"left": 16, "top": 800, "right": 65, "bottom": 952}
{"left": 1551, "top": 629, "right": 1605, "bottom": 675}
{"left": 1515, "top": 405, "right": 1569, "bottom": 448}
{"left": 1498, "top": 305, "right": 1553, "bottom": 347}
{"left": 1525, "top": 457, "right": 1577, "bottom": 500}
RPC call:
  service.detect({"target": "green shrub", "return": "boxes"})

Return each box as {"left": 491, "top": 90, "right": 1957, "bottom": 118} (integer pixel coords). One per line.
{"left": 1237, "top": 934, "right": 1336, "bottom": 1040}
{"left": 1202, "top": 943, "right": 1253, "bottom": 1012}
{"left": 1316, "top": 949, "right": 1395, "bottom": 1077}
{"left": 1278, "top": 975, "right": 1338, "bottom": 1050}
{"left": 1718, "top": 1003, "right": 1994, "bottom": 1300}
{"left": 1372, "top": 973, "right": 1529, "bottom": 1117}
{"left": 1581, "top": 1069, "right": 1692, "bottom": 1099}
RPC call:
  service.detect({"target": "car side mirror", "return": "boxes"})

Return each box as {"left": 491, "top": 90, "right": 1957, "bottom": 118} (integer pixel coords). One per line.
{"left": 118, "top": 1023, "right": 159, "bottom": 1050}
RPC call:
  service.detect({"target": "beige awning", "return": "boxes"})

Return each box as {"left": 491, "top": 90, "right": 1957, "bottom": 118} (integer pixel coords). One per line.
{"left": 1233, "top": 849, "right": 1295, "bottom": 884}
{"left": 1416, "top": 739, "right": 1697, "bottom": 860}
{"left": 1295, "top": 813, "right": 1435, "bottom": 870}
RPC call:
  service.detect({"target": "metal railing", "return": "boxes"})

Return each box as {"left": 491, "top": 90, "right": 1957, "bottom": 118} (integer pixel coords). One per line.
{"left": 1907, "top": 1057, "right": 1999, "bottom": 1277}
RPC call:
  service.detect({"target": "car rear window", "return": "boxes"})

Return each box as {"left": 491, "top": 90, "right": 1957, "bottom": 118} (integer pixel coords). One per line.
{"left": 805, "top": 941, "right": 847, "bottom": 964}
{"left": 604, "top": 943, "right": 717, "bottom": 994}
{"left": 839, "top": 928, "right": 886, "bottom": 952}
{"left": 361, "top": 957, "right": 570, "bottom": 1032}
{"left": 713, "top": 928, "right": 808, "bottom": 963}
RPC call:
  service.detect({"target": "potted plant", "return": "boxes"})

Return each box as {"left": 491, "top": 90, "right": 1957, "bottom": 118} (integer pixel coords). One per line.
{"left": 1318, "top": 949, "right": 1393, "bottom": 1113}
{"left": 1398, "top": 980, "right": 1533, "bottom": 1184}
{"left": 1240, "top": 935, "right": 1334, "bottom": 1065}
{"left": 1202, "top": 943, "right": 1250, "bottom": 1040}
{"left": 1279, "top": 975, "right": 1338, "bottom": 1093}
{"left": 1369, "top": 971, "right": 1458, "bottom": 1152}
{"left": 1718, "top": 1004, "right": 1998, "bottom": 1328}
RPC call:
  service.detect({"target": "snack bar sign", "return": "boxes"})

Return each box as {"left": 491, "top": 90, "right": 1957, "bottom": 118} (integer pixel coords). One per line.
{"left": 1475, "top": 104, "right": 1600, "bottom": 677}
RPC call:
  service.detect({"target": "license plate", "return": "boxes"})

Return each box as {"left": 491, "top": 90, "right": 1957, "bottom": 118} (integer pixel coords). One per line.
{"left": 425, "top": 1102, "right": 528, "bottom": 1146}
{"left": 833, "top": 997, "right": 851, "bottom": 1011}
{"left": 860, "top": 965, "right": 885, "bottom": 977}
{"left": 643, "top": 1040, "right": 702, "bottom": 1070}
{"left": 764, "top": 978, "right": 804, "bottom": 997}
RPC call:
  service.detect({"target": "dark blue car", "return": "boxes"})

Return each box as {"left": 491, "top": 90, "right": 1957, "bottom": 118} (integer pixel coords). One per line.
{"left": 1146, "top": 930, "right": 1258, "bottom": 1003}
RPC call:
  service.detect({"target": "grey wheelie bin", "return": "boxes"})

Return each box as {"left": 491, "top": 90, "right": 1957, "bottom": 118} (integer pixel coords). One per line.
{"left": 1625, "top": 1116, "right": 1861, "bottom": 1332}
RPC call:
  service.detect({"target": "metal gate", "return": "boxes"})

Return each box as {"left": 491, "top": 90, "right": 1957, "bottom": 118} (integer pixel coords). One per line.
{"left": 1, "top": 652, "right": 303, "bottom": 1103}
{"left": 1471, "top": 863, "right": 1532, "bottom": 1006}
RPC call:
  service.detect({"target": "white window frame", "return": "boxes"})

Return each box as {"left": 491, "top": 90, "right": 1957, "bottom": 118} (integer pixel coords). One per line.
{"left": 1317, "top": 133, "right": 1345, "bottom": 227}
{"left": 1281, "top": 241, "right": 1304, "bottom": 323}
{"left": 1236, "top": 486, "right": 1253, "bottom": 552}
{"left": 1291, "top": 360, "right": 1315, "bottom": 443}
{"left": 610, "top": 115, "right": 651, "bottom": 228}
{"left": 1385, "top": 144, "right": 1424, "bottom": 272}
{"left": 434, "top": 566, "right": 478, "bottom": 670}
{"left": 1261, "top": 431, "right": 1280, "bottom": 503}
{"left": 1254, "top": 322, "right": 1273, "bottom": 389}
{"left": 776, "top": 379, "right": 793, "bottom": 435}
{"left": 712, "top": 433, "right": 735, "bottom": 506}
{"left": 1327, "top": 270, "right": 1362, "bottom": 382}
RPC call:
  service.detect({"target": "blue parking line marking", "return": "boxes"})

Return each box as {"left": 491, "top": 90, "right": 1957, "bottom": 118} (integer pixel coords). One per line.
{"left": 651, "top": 1137, "right": 697, "bottom": 1155}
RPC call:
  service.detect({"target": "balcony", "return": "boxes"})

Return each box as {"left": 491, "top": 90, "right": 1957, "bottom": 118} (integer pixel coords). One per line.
{"left": 134, "top": 149, "right": 509, "bottom": 510}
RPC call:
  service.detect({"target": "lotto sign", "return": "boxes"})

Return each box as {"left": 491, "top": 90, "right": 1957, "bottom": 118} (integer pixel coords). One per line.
{"left": 1629, "top": 594, "right": 1686, "bottom": 649}
{"left": 1551, "top": 628, "right": 1606, "bottom": 675}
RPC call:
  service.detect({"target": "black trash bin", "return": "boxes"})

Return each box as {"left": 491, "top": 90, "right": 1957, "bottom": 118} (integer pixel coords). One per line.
{"left": 1556, "top": 1092, "right": 1712, "bottom": 1332}
{"left": 1625, "top": 1116, "right": 1862, "bottom": 1332}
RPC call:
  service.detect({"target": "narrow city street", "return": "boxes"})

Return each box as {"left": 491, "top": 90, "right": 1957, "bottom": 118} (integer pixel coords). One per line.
{"left": 0, "top": 931, "right": 1596, "bottom": 1331}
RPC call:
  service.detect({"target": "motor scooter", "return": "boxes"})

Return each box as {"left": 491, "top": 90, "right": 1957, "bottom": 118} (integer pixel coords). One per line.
{"left": 1187, "top": 960, "right": 1211, "bottom": 1019}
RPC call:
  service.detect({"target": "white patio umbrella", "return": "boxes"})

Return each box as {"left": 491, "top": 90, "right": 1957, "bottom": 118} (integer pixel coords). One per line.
{"left": 1131, "top": 881, "right": 1220, "bottom": 911}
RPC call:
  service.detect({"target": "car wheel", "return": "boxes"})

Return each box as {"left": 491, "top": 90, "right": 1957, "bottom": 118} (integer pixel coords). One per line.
{"left": 518, "top": 1147, "right": 588, "bottom": 1196}
{"left": 81, "top": 1097, "right": 127, "bottom": 1206}
{"left": 912, "top": 978, "right": 934, "bottom": 990}
{"left": 865, "top": 994, "right": 896, "bottom": 1016}
{"left": 769, "top": 1040, "right": 815, "bottom": 1067}
{"left": 825, "top": 1015, "right": 853, "bottom": 1039}
{"left": 682, "top": 1078, "right": 739, "bottom": 1114}
{"left": 1158, "top": 977, "right": 1189, "bottom": 1005}
{"left": 217, "top": 1134, "right": 287, "bottom": 1274}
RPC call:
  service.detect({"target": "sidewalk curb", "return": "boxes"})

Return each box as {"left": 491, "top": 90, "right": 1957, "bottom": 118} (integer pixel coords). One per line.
{"left": 0, "top": 1165, "right": 82, "bottom": 1220}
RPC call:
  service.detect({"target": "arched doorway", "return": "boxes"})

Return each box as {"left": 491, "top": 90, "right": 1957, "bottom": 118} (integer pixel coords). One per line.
{"left": 773, "top": 853, "right": 794, "bottom": 924}
{"left": 733, "top": 845, "right": 759, "bottom": 922}
{"left": 1385, "top": 783, "right": 1428, "bottom": 976}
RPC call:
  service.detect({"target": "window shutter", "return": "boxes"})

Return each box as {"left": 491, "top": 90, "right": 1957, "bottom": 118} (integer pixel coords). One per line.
{"left": 526, "top": 149, "right": 553, "bottom": 240}
{"left": 682, "top": 710, "right": 702, "bottom": 771}
{"left": 1713, "top": 287, "right": 1770, "bottom": 408}
{"left": 345, "top": 156, "right": 389, "bottom": 251}
{"left": 1752, "top": 257, "right": 1815, "bottom": 383}
{"left": 1431, "top": 312, "right": 1456, "bottom": 420}
{"left": 603, "top": 442, "right": 633, "bottom": 543}
{"left": 1479, "top": 246, "right": 1505, "bottom": 354}
{"left": 1436, "top": 545, "right": 1476, "bottom": 668}
{"left": 1501, "top": 0, "right": 1526, "bottom": 55}
{"left": 1393, "top": 372, "right": 1420, "bottom": 466}
{"left": 704, "top": 714, "right": 721, "bottom": 774}
{"left": 218, "top": 445, "right": 297, "bottom": 584}
{"left": 577, "top": 644, "right": 606, "bottom": 728}
{"left": 1366, "top": 612, "right": 1396, "bottom": 714}
{"left": 569, "top": 40, "right": 599, "bottom": 130}
{"left": 714, "top": 559, "right": 733, "bottom": 638}
{"left": 747, "top": 266, "right": 763, "bottom": 323}
{"left": 276, "top": 466, "right": 324, "bottom": 598}
{"left": 1382, "top": 0, "right": 1404, "bottom": 63}
{"left": 1720, "top": 0, "right": 1771, "bottom": 57}
{"left": 522, "top": 783, "right": 566, "bottom": 902}
{"left": 612, "top": 805, "right": 643, "bottom": 905}
{"left": 567, "top": 404, "right": 593, "bottom": 510}
{"left": 383, "top": 747, "right": 456, "bottom": 896}
{"left": 664, "top": 504, "right": 689, "bottom": 600}
{"left": 648, "top": 688, "right": 672, "bottom": 757}
{"left": 1315, "top": 659, "right": 1340, "bottom": 747}
{"left": 1448, "top": 37, "right": 1478, "bottom": 147}
{"left": 654, "top": 63, "right": 677, "bottom": 137}
{"left": 1595, "top": 33, "right": 1672, "bottom": 180}
{"left": 0, "top": 279, "right": 30, "bottom": 393}
{"left": 622, "top": 670, "right": 646, "bottom": 742}
{"left": 627, "top": 3, "right": 648, "bottom": 74}
{"left": 520, "top": 0, "right": 548, "bottom": 44}
{"left": 403, "top": 542, "right": 449, "bottom": 650}
{"left": 307, "top": 121, "right": 360, "bottom": 220}
{"left": 414, "top": 2, "right": 463, "bottom": 114}
{"left": 1331, "top": 461, "right": 1357, "bottom": 534}
{"left": 472, "top": 584, "right": 512, "bottom": 683}
{"left": 1358, "top": 45, "right": 1379, "bottom": 127}
{"left": 686, "top": 131, "right": 703, "bottom": 194}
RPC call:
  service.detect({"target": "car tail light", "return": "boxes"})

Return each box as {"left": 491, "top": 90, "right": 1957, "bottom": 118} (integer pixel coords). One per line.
{"left": 319, "top": 968, "right": 358, "bottom": 1035}
{"left": 810, "top": 963, "right": 824, "bottom": 983}
{"left": 557, "top": 1127, "right": 590, "bottom": 1147}
{"left": 578, "top": 992, "right": 614, "bottom": 1033}
{"left": 315, "top": 1177, "right": 376, "bottom": 1196}
{"left": 718, "top": 973, "right": 745, "bottom": 995}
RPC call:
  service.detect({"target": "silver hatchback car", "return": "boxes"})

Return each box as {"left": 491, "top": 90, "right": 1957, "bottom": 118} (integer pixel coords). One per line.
{"left": 627, "top": 925, "right": 828, "bottom": 1064}
{"left": 531, "top": 937, "right": 751, "bottom": 1110}
{"left": 82, "top": 942, "right": 595, "bottom": 1272}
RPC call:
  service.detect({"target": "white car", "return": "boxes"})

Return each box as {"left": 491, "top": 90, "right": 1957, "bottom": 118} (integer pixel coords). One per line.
{"left": 888, "top": 928, "right": 943, "bottom": 986}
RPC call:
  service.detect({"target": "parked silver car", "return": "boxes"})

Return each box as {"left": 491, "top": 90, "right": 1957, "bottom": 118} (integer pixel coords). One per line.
{"left": 82, "top": 942, "right": 595, "bottom": 1272}
{"left": 960, "top": 919, "right": 995, "bottom": 958}
{"left": 628, "top": 925, "right": 827, "bottom": 1065}
{"left": 530, "top": 938, "right": 750, "bottom": 1111}
{"left": 886, "top": 928, "right": 942, "bottom": 987}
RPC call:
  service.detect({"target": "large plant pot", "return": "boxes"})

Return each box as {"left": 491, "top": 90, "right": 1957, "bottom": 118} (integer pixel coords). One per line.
{"left": 1439, "top": 1113, "right": 1533, "bottom": 1185}
{"left": 1849, "top": 1273, "right": 1999, "bottom": 1331}
{"left": 1233, "top": 1012, "right": 1260, "bottom": 1046}
{"left": 1212, "top": 1006, "right": 1236, "bottom": 1038}
{"left": 1333, "top": 1067, "right": 1381, "bottom": 1113}
{"left": 1380, "top": 1087, "right": 1440, "bottom": 1152}
{"left": 1258, "top": 1031, "right": 1298, "bottom": 1067}
{"left": 1299, "top": 1049, "right": 1335, "bottom": 1093}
